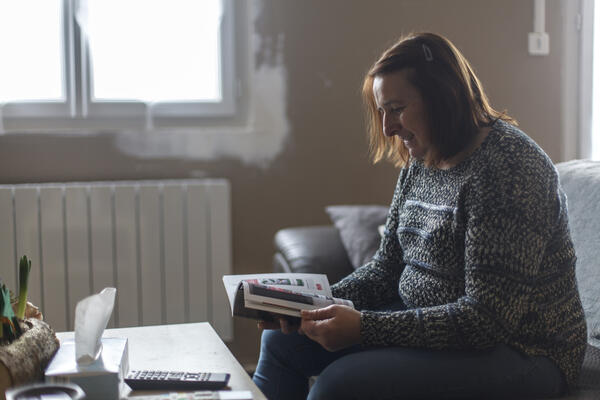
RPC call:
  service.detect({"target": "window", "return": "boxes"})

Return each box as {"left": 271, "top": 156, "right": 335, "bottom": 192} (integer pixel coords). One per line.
{"left": 576, "top": 0, "right": 597, "bottom": 160}
{"left": 0, "top": 0, "right": 236, "bottom": 132}
{"left": 592, "top": 0, "right": 600, "bottom": 159}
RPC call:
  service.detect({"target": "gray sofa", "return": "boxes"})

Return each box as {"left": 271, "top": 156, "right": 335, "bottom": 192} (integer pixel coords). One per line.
{"left": 273, "top": 159, "right": 600, "bottom": 399}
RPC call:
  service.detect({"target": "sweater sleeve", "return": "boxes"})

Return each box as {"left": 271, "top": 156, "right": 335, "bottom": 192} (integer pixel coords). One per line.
{"left": 331, "top": 169, "right": 408, "bottom": 310}
{"left": 360, "top": 152, "right": 558, "bottom": 349}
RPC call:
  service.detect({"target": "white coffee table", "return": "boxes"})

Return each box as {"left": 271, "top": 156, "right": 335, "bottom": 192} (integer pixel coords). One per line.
{"left": 56, "top": 322, "right": 266, "bottom": 400}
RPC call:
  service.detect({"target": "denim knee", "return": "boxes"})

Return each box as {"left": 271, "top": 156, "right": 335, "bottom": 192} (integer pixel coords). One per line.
{"left": 307, "top": 356, "right": 362, "bottom": 400}
{"left": 258, "top": 330, "right": 339, "bottom": 379}
{"left": 255, "top": 330, "right": 320, "bottom": 400}
{"left": 259, "top": 329, "right": 289, "bottom": 364}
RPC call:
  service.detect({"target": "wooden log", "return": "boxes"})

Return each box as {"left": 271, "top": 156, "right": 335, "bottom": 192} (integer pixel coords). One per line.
{"left": 0, "top": 319, "right": 59, "bottom": 398}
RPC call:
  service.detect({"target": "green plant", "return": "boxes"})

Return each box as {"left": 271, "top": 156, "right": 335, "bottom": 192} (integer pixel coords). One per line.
{"left": 16, "top": 256, "right": 31, "bottom": 320}
{"left": 0, "top": 255, "right": 31, "bottom": 343}
{"left": 0, "top": 283, "right": 21, "bottom": 341}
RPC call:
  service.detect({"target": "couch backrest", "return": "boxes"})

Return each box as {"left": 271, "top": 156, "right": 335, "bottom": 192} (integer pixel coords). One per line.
{"left": 556, "top": 160, "right": 600, "bottom": 340}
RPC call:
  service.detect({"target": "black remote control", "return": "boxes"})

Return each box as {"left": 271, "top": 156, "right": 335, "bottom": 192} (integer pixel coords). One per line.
{"left": 125, "top": 370, "right": 231, "bottom": 391}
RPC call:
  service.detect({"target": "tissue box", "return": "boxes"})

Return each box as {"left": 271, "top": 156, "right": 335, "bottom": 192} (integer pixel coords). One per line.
{"left": 45, "top": 337, "right": 129, "bottom": 400}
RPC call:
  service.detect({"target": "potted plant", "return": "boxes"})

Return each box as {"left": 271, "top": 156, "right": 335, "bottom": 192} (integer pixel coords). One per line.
{"left": 0, "top": 256, "right": 59, "bottom": 398}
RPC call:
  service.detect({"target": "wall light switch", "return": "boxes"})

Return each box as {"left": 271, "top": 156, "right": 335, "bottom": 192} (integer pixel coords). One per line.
{"left": 528, "top": 32, "right": 550, "bottom": 56}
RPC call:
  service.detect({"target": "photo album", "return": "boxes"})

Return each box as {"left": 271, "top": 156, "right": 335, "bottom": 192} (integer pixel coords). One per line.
{"left": 222, "top": 273, "right": 354, "bottom": 322}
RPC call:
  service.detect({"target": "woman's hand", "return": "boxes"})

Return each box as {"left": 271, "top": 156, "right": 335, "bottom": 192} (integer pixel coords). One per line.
{"left": 257, "top": 316, "right": 300, "bottom": 334}
{"left": 299, "top": 305, "right": 361, "bottom": 351}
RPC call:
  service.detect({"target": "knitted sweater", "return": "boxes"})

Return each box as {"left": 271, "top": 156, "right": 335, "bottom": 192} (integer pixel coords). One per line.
{"left": 331, "top": 121, "right": 587, "bottom": 388}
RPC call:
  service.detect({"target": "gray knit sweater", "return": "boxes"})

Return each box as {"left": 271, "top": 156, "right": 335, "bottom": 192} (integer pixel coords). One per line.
{"left": 331, "top": 120, "right": 587, "bottom": 388}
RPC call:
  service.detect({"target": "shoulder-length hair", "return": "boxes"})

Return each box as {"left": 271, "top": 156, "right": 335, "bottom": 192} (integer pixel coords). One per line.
{"left": 362, "top": 32, "right": 516, "bottom": 167}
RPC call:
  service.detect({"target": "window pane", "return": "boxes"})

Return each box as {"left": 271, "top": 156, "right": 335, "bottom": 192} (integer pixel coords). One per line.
{"left": 0, "top": 0, "right": 64, "bottom": 102}
{"left": 86, "top": 0, "right": 222, "bottom": 103}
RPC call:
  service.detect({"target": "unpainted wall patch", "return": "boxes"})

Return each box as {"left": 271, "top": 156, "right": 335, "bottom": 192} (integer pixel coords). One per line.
{"left": 114, "top": 0, "right": 289, "bottom": 168}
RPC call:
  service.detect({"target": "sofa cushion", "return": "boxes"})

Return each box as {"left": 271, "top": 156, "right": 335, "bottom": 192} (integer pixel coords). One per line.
{"left": 577, "top": 338, "right": 600, "bottom": 391}
{"left": 556, "top": 160, "right": 600, "bottom": 340}
{"left": 273, "top": 226, "right": 354, "bottom": 284}
{"left": 326, "top": 205, "right": 388, "bottom": 269}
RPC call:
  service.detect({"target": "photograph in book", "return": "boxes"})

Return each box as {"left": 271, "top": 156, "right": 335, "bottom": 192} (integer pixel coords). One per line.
{"left": 222, "top": 273, "right": 354, "bottom": 321}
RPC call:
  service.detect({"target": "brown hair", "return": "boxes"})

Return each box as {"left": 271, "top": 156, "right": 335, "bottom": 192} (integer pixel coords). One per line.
{"left": 362, "top": 32, "right": 515, "bottom": 167}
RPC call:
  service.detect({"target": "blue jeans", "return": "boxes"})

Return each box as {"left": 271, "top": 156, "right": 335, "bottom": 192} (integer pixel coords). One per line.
{"left": 252, "top": 330, "right": 566, "bottom": 400}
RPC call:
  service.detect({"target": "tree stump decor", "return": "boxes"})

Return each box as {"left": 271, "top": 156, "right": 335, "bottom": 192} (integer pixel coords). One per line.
{"left": 0, "top": 318, "right": 59, "bottom": 398}
{"left": 1, "top": 256, "right": 59, "bottom": 398}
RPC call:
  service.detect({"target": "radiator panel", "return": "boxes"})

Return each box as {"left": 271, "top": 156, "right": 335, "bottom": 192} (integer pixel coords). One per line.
{"left": 163, "top": 185, "right": 186, "bottom": 325}
{"left": 14, "top": 188, "right": 42, "bottom": 310}
{"left": 207, "top": 182, "right": 232, "bottom": 336}
{"left": 138, "top": 185, "right": 162, "bottom": 327}
{"left": 187, "top": 185, "right": 210, "bottom": 323}
{"left": 64, "top": 186, "right": 92, "bottom": 329}
{"left": 114, "top": 186, "right": 138, "bottom": 328}
{"left": 0, "top": 190, "right": 16, "bottom": 294}
{"left": 0, "top": 180, "right": 232, "bottom": 340}
{"left": 40, "top": 187, "right": 68, "bottom": 331}
{"left": 89, "top": 186, "right": 114, "bottom": 328}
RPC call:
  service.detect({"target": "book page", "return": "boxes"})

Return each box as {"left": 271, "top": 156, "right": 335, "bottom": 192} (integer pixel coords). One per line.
{"left": 242, "top": 281, "right": 353, "bottom": 317}
{"left": 222, "top": 273, "right": 332, "bottom": 317}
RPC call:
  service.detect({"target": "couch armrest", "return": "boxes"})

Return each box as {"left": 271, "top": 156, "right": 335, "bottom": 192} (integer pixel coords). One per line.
{"left": 273, "top": 226, "right": 354, "bottom": 284}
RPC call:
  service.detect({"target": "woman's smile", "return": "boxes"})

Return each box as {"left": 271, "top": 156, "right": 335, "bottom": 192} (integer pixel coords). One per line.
{"left": 401, "top": 132, "right": 415, "bottom": 144}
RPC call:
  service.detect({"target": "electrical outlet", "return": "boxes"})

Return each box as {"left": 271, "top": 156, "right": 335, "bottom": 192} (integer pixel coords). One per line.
{"left": 528, "top": 32, "right": 550, "bottom": 56}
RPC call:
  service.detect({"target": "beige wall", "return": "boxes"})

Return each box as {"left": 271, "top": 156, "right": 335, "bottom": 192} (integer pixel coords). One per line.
{"left": 0, "top": 0, "right": 573, "bottom": 367}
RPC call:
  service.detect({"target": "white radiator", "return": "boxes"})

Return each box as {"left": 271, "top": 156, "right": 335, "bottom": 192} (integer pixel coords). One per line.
{"left": 0, "top": 179, "right": 233, "bottom": 341}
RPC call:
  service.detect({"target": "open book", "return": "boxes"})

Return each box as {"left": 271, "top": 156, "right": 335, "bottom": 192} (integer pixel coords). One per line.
{"left": 222, "top": 273, "right": 354, "bottom": 321}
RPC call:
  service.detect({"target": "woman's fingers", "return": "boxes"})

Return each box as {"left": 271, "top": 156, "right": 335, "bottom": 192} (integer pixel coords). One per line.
{"left": 257, "top": 316, "right": 300, "bottom": 334}
{"left": 301, "top": 305, "right": 336, "bottom": 321}
{"left": 300, "top": 305, "right": 362, "bottom": 351}
{"left": 257, "top": 320, "right": 281, "bottom": 330}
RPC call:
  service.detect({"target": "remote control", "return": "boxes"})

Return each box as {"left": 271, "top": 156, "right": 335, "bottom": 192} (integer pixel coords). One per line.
{"left": 125, "top": 370, "right": 231, "bottom": 391}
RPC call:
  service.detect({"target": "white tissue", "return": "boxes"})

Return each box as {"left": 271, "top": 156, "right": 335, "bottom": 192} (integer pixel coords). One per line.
{"left": 74, "top": 287, "right": 116, "bottom": 365}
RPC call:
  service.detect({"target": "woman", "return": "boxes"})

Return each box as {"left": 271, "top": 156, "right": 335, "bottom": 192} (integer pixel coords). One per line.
{"left": 252, "top": 32, "right": 586, "bottom": 400}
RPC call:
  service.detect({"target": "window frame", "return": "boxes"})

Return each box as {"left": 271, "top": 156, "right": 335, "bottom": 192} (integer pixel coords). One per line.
{"left": 579, "top": 0, "right": 594, "bottom": 159}
{"left": 0, "top": 0, "right": 237, "bottom": 131}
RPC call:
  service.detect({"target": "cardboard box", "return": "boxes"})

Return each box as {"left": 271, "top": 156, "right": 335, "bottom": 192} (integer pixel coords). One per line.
{"left": 45, "top": 337, "right": 129, "bottom": 400}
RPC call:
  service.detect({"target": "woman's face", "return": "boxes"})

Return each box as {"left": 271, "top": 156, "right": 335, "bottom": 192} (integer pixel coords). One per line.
{"left": 372, "top": 70, "right": 433, "bottom": 161}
